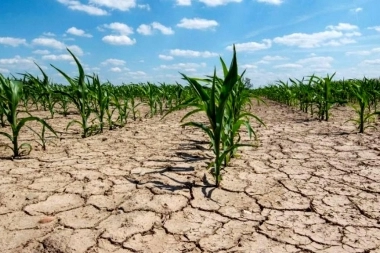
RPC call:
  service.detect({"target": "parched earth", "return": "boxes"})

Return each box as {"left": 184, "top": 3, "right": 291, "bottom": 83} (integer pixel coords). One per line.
{"left": 0, "top": 100, "right": 380, "bottom": 253}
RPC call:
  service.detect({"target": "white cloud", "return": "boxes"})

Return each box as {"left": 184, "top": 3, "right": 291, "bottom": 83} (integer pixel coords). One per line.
{"left": 138, "top": 4, "right": 150, "bottom": 10}
{"left": 151, "top": 22, "right": 174, "bottom": 35}
{"left": 89, "top": 0, "right": 136, "bottom": 11}
{"left": 368, "top": 26, "right": 380, "bottom": 32}
{"left": 159, "top": 55, "right": 174, "bottom": 60}
{"left": 137, "top": 24, "right": 153, "bottom": 35}
{"left": 43, "top": 32, "right": 56, "bottom": 37}
{"left": 103, "top": 22, "right": 134, "bottom": 35}
{"left": 0, "top": 68, "right": 9, "bottom": 73}
{"left": 297, "top": 56, "right": 334, "bottom": 70}
{"left": 350, "top": 7, "right": 362, "bottom": 13}
{"left": 138, "top": 22, "right": 174, "bottom": 35}
{"left": 361, "top": 59, "right": 380, "bottom": 65}
{"left": 160, "top": 62, "right": 206, "bottom": 70}
{"left": 176, "top": 0, "right": 191, "bottom": 5}
{"left": 226, "top": 39, "right": 272, "bottom": 52}
{"left": 0, "top": 37, "right": 27, "bottom": 47}
{"left": 177, "top": 18, "right": 218, "bottom": 30}
{"left": 0, "top": 56, "right": 35, "bottom": 66}
{"left": 274, "top": 31, "right": 342, "bottom": 48}
{"left": 32, "top": 38, "right": 66, "bottom": 49}
{"left": 346, "top": 50, "right": 371, "bottom": 56}
{"left": 198, "top": 0, "right": 242, "bottom": 6}
{"left": 102, "top": 35, "right": 136, "bottom": 45}
{"left": 273, "top": 23, "right": 361, "bottom": 48}
{"left": 32, "top": 37, "right": 83, "bottom": 56}
{"left": 262, "top": 55, "right": 287, "bottom": 61}
{"left": 33, "top": 50, "right": 50, "bottom": 55}
{"left": 169, "top": 49, "right": 218, "bottom": 58}
{"left": 56, "top": 0, "right": 108, "bottom": 15}
{"left": 256, "top": 0, "right": 283, "bottom": 5}
{"left": 67, "top": 45, "right": 84, "bottom": 56}
{"left": 326, "top": 23, "right": 359, "bottom": 31}
{"left": 274, "top": 64, "right": 303, "bottom": 69}
{"left": 42, "top": 54, "right": 74, "bottom": 61}
{"left": 241, "top": 64, "right": 257, "bottom": 69}
{"left": 110, "top": 67, "right": 122, "bottom": 72}
{"left": 66, "top": 27, "right": 92, "bottom": 37}
{"left": 101, "top": 58, "right": 126, "bottom": 66}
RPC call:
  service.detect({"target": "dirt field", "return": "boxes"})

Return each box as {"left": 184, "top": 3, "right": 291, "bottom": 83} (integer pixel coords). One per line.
{"left": 0, "top": 100, "right": 380, "bottom": 253}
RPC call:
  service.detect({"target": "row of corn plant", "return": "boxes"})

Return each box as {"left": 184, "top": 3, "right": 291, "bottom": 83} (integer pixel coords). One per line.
{"left": 0, "top": 74, "right": 57, "bottom": 157}
{"left": 255, "top": 75, "right": 380, "bottom": 133}
{"left": 165, "top": 46, "right": 264, "bottom": 187}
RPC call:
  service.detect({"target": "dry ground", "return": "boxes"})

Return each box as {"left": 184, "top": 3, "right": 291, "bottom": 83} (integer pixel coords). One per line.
{"left": 0, "top": 100, "right": 380, "bottom": 253}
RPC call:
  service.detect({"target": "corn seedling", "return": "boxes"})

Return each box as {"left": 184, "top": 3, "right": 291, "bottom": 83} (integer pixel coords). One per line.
{"left": 0, "top": 75, "right": 57, "bottom": 157}
{"left": 165, "top": 46, "right": 263, "bottom": 187}
{"left": 52, "top": 48, "right": 93, "bottom": 138}
{"left": 347, "top": 78, "right": 378, "bottom": 133}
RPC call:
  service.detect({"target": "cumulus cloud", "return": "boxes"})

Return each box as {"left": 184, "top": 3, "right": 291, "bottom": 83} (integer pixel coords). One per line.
{"left": 160, "top": 62, "right": 206, "bottom": 70}
{"left": 102, "top": 35, "right": 136, "bottom": 45}
{"left": 368, "top": 26, "right": 380, "bottom": 32}
{"left": 169, "top": 49, "right": 218, "bottom": 58}
{"left": 0, "top": 37, "right": 27, "bottom": 47}
{"left": 159, "top": 55, "right": 174, "bottom": 60}
{"left": 56, "top": 0, "right": 108, "bottom": 15}
{"left": 101, "top": 58, "right": 126, "bottom": 66}
{"left": 198, "top": 0, "right": 242, "bottom": 6}
{"left": 226, "top": 40, "right": 272, "bottom": 52}
{"left": 32, "top": 38, "right": 66, "bottom": 49}
{"left": 66, "top": 27, "right": 93, "bottom": 37}
{"left": 103, "top": 22, "right": 134, "bottom": 35}
{"left": 89, "top": 0, "right": 136, "bottom": 11}
{"left": 176, "top": 0, "right": 191, "bottom": 5}
{"left": 273, "top": 23, "right": 361, "bottom": 48}
{"left": 177, "top": 18, "right": 218, "bottom": 30}
{"left": 256, "top": 0, "right": 283, "bottom": 5}
{"left": 42, "top": 54, "right": 74, "bottom": 61}
{"left": 138, "top": 22, "right": 174, "bottom": 35}
{"left": 101, "top": 22, "right": 136, "bottom": 45}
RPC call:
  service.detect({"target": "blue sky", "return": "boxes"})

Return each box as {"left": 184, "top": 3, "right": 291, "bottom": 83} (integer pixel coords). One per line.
{"left": 0, "top": 0, "right": 379, "bottom": 87}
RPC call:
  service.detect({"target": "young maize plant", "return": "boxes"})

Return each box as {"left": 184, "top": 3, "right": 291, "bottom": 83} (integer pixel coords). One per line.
{"left": 0, "top": 75, "right": 57, "bottom": 157}
{"left": 24, "top": 63, "right": 58, "bottom": 119}
{"left": 347, "top": 78, "right": 378, "bottom": 133}
{"left": 88, "top": 74, "right": 110, "bottom": 133}
{"left": 165, "top": 46, "right": 263, "bottom": 187}
{"left": 52, "top": 48, "right": 93, "bottom": 138}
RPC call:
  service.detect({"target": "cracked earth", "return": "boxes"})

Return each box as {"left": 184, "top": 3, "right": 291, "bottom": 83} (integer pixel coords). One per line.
{"left": 1, "top": 100, "right": 380, "bottom": 253}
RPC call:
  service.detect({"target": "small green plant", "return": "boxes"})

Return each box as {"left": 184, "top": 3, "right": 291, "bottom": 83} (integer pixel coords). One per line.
{"left": 347, "top": 78, "right": 378, "bottom": 133}
{"left": 27, "top": 124, "right": 57, "bottom": 151}
{"left": 165, "top": 46, "right": 263, "bottom": 187}
{"left": 52, "top": 48, "right": 93, "bottom": 138}
{"left": 0, "top": 75, "right": 56, "bottom": 157}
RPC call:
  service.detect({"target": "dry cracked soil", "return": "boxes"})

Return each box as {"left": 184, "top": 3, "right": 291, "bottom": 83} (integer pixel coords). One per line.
{"left": 0, "top": 100, "right": 380, "bottom": 253}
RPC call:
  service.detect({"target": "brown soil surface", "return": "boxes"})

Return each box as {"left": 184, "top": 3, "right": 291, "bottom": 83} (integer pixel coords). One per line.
{"left": 1, "top": 101, "right": 380, "bottom": 253}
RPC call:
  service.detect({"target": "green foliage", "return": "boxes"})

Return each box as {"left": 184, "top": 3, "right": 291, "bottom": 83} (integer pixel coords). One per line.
{"left": 164, "top": 46, "right": 264, "bottom": 187}
{"left": 0, "top": 75, "right": 56, "bottom": 157}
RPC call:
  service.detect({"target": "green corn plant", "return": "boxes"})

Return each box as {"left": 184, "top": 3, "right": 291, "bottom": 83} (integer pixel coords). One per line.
{"left": 110, "top": 89, "right": 129, "bottom": 127}
{"left": 141, "top": 82, "right": 158, "bottom": 118}
{"left": 313, "top": 73, "right": 341, "bottom": 121}
{"left": 24, "top": 63, "right": 57, "bottom": 119}
{"left": 54, "top": 85, "right": 71, "bottom": 117}
{"left": 221, "top": 72, "right": 265, "bottom": 165}
{"left": 0, "top": 75, "right": 56, "bottom": 157}
{"left": 88, "top": 74, "right": 110, "bottom": 133}
{"left": 27, "top": 124, "right": 57, "bottom": 151}
{"left": 52, "top": 48, "right": 92, "bottom": 138}
{"left": 165, "top": 46, "right": 258, "bottom": 187}
{"left": 347, "top": 78, "right": 378, "bottom": 133}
